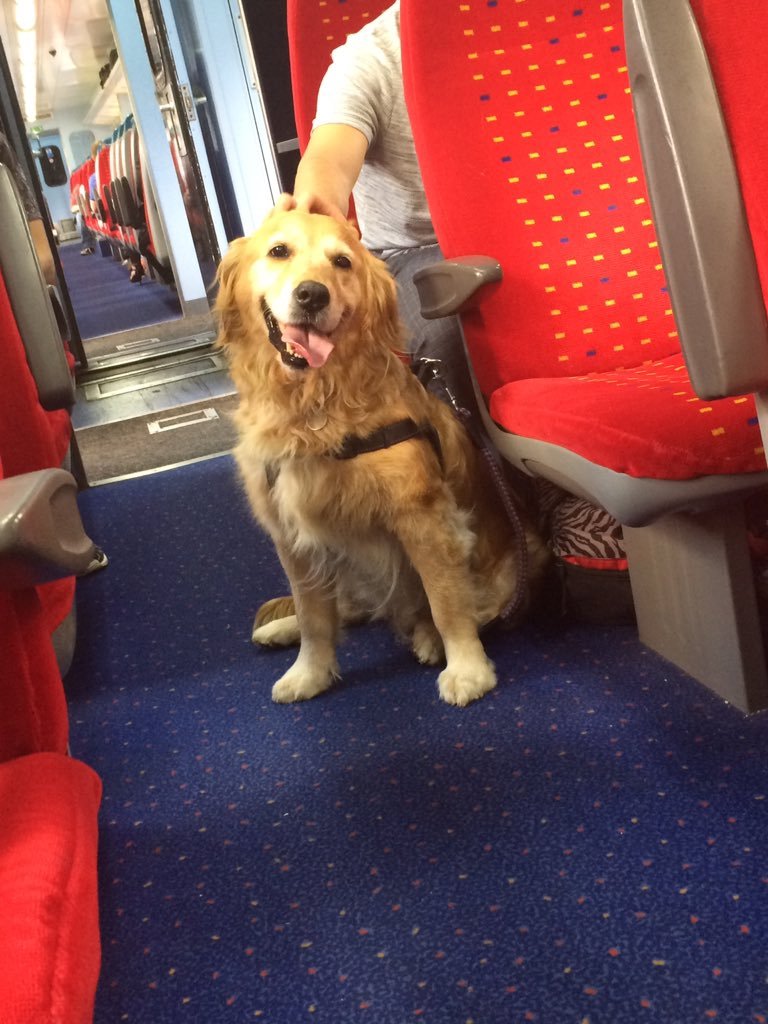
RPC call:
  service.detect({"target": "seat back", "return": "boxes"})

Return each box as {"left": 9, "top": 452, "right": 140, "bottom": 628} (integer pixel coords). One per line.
{"left": 0, "top": 272, "right": 68, "bottom": 475}
{"left": 687, "top": 1, "right": 768, "bottom": 305}
{"left": 0, "top": 165, "right": 80, "bottom": 707}
{"left": 622, "top": 0, "right": 768, "bottom": 404}
{"left": 0, "top": 270, "right": 71, "bottom": 757}
{"left": 121, "top": 115, "right": 143, "bottom": 229}
{"left": 96, "top": 141, "right": 121, "bottom": 240}
{"left": 401, "top": 1, "right": 677, "bottom": 399}
{"left": 0, "top": 166, "right": 74, "bottom": 415}
{"left": 287, "top": 0, "right": 393, "bottom": 150}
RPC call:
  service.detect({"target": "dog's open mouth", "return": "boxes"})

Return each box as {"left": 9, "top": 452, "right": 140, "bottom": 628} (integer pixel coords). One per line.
{"left": 262, "top": 301, "right": 335, "bottom": 370}
{"left": 280, "top": 323, "right": 335, "bottom": 368}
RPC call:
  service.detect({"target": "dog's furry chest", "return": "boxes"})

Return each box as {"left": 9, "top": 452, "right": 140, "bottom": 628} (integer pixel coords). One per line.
{"left": 252, "top": 453, "right": 410, "bottom": 611}
{"left": 272, "top": 459, "right": 342, "bottom": 542}
{"left": 250, "top": 451, "right": 387, "bottom": 553}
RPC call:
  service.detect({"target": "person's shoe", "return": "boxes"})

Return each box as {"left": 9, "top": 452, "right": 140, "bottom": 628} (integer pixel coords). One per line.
{"left": 80, "top": 246, "right": 95, "bottom": 255}
{"left": 79, "top": 547, "right": 109, "bottom": 575}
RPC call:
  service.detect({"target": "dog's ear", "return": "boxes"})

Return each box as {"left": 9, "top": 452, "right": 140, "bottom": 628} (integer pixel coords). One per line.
{"left": 361, "top": 249, "right": 403, "bottom": 352}
{"left": 214, "top": 237, "right": 249, "bottom": 346}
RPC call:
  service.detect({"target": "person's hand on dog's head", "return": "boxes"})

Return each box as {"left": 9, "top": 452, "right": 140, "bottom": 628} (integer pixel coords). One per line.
{"left": 275, "top": 191, "right": 350, "bottom": 228}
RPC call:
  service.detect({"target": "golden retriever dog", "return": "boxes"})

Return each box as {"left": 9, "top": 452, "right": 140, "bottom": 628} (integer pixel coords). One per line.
{"left": 215, "top": 208, "right": 548, "bottom": 706}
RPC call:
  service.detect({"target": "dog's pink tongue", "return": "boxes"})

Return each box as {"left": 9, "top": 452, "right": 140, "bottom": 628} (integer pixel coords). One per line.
{"left": 281, "top": 324, "right": 335, "bottom": 368}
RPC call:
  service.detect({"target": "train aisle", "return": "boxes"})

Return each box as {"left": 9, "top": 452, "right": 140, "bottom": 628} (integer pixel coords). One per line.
{"left": 66, "top": 455, "right": 768, "bottom": 1024}
{"left": 58, "top": 240, "right": 182, "bottom": 341}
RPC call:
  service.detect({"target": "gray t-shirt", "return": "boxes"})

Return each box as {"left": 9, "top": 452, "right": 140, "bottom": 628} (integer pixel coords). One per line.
{"left": 312, "top": 1, "right": 436, "bottom": 253}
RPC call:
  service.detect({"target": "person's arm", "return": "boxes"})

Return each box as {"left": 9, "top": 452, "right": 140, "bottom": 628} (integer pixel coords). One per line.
{"left": 279, "top": 123, "right": 369, "bottom": 223}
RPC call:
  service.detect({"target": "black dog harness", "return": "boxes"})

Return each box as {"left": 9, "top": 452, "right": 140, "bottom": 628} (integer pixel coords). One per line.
{"left": 335, "top": 418, "right": 443, "bottom": 467}
{"left": 264, "top": 418, "right": 443, "bottom": 490}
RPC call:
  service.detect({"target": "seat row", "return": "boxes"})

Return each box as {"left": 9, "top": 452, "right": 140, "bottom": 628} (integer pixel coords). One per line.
{"left": 0, "top": 164, "right": 102, "bottom": 1022}
{"left": 70, "top": 113, "right": 171, "bottom": 282}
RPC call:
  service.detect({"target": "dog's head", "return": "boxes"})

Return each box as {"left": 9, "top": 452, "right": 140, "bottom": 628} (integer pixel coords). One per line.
{"left": 215, "top": 208, "right": 402, "bottom": 373}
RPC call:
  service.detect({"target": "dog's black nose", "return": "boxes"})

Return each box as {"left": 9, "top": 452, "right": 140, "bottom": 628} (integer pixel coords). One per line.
{"left": 294, "top": 280, "right": 330, "bottom": 313}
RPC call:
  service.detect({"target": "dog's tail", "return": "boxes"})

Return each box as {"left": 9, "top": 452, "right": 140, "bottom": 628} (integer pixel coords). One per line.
{"left": 257, "top": 593, "right": 296, "bottom": 622}
{"left": 254, "top": 596, "right": 296, "bottom": 627}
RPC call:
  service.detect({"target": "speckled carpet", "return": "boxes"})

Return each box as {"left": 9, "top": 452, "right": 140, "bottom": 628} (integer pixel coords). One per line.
{"left": 65, "top": 454, "right": 768, "bottom": 1024}
{"left": 59, "top": 240, "right": 182, "bottom": 341}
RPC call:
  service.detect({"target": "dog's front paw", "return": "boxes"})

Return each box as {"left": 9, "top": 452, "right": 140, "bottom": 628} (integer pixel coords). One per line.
{"left": 272, "top": 663, "right": 336, "bottom": 703}
{"left": 438, "top": 657, "right": 497, "bottom": 706}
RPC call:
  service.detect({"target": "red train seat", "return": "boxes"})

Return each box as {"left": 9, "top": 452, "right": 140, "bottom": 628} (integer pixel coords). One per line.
{"left": 0, "top": 752, "right": 102, "bottom": 1024}
{"left": 0, "top": 164, "right": 101, "bottom": 1020}
{"left": 401, "top": 0, "right": 768, "bottom": 710}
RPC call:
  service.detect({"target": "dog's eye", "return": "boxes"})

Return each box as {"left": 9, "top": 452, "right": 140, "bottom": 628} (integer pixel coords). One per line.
{"left": 268, "top": 244, "right": 291, "bottom": 260}
{"left": 332, "top": 254, "right": 352, "bottom": 270}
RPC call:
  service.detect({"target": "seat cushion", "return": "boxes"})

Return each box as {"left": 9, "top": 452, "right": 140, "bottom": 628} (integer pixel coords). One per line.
{"left": 0, "top": 753, "right": 102, "bottom": 1024}
{"left": 37, "top": 577, "right": 77, "bottom": 637}
{"left": 490, "top": 353, "right": 765, "bottom": 479}
{"left": 0, "top": 590, "right": 69, "bottom": 760}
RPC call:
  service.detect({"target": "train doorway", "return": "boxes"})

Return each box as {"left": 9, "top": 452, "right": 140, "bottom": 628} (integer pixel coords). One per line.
{"left": 0, "top": 0, "right": 284, "bottom": 481}
{"left": 1, "top": 0, "right": 280, "bottom": 370}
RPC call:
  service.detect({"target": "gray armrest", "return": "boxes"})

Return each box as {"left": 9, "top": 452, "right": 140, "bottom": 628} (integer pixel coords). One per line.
{"left": 413, "top": 256, "right": 502, "bottom": 319}
{"left": 624, "top": 0, "right": 768, "bottom": 400}
{"left": 0, "top": 470, "right": 96, "bottom": 588}
{"left": 0, "top": 164, "right": 75, "bottom": 411}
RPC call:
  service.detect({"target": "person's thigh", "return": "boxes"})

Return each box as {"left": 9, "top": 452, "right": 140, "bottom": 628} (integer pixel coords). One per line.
{"left": 383, "top": 244, "right": 477, "bottom": 412}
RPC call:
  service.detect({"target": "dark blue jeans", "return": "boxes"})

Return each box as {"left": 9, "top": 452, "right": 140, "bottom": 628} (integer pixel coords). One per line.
{"left": 375, "top": 242, "right": 480, "bottom": 416}
{"left": 80, "top": 214, "right": 96, "bottom": 248}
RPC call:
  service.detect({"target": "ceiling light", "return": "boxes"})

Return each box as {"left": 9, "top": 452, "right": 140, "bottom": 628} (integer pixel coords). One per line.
{"left": 16, "top": 18, "right": 37, "bottom": 121}
{"left": 14, "top": 0, "right": 37, "bottom": 32}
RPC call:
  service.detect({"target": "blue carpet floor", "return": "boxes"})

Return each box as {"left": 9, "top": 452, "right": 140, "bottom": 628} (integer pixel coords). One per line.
{"left": 58, "top": 240, "right": 182, "bottom": 340}
{"left": 66, "top": 455, "right": 768, "bottom": 1024}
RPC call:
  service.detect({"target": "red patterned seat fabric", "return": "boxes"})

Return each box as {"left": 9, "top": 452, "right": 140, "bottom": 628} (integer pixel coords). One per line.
{"left": 288, "top": 0, "right": 394, "bottom": 150}
{"left": 402, "top": 0, "right": 766, "bottom": 479}
{"left": 0, "top": 754, "right": 102, "bottom": 1024}
{"left": 0, "top": 582, "right": 69, "bottom": 759}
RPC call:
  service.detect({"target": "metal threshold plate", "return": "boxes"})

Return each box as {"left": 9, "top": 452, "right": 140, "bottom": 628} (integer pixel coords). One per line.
{"left": 83, "top": 353, "right": 226, "bottom": 400}
{"left": 113, "top": 330, "right": 216, "bottom": 355}
{"left": 147, "top": 407, "right": 220, "bottom": 433}
{"left": 86, "top": 334, "right": 215, "bottom": 370}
